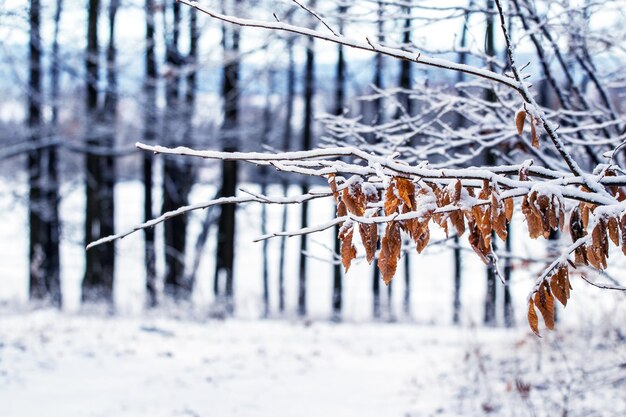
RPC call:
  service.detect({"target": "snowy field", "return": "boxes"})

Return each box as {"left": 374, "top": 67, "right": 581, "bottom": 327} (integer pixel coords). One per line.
{"left": 1, "top": 180, "right": 625, "bottom": 416}
{"left": 0, "top": 310, "right": 625, "bottom": 417}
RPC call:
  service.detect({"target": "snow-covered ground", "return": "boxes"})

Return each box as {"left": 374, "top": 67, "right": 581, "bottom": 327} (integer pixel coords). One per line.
{"left": 0, "top": 309, "right": 625, "bottom": 417}
{"left": 1, "top": 180, "right": 625, "bottom": 416}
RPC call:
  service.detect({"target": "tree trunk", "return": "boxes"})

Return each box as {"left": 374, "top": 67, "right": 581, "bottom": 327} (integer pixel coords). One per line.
{"left": 144, "top": 0, "right": 158, "bottom": 307}
{"left": 371, "top": 0, "right": 385, "bottom": 319}
{"left": 453, "top": 236, "right": 462, "bottom": 324}
{"left": 503, "top": 224, "right": 514, "bottom": 327}
{"left": 483, "top": 0, "right": 497, "bottom": 326}
{"left": 277, "top": 38, "right": 295, "bottom": 315}
{"left": 28, "top": 0, "right": 45, "bottom": 301}
{"left": 331, "top": 5, "right": 346, "bottom": 321}
{"left": 162, "top": 0, "right": 193, "bottom": 300}
{"left": 260, "top": 70, "right": 275, "bottom": 318}
{"left": 181, "top": 5, "right": 199, "bottom": 296}
{"left": 452, "top": 0, "right": 473, "bottom": 324}
{"left": 398, "top": 2, "right": 412, "bottom": 319}
{"left": 46, "top": 0, "right": 63, "bottom": 307}
{"left": 298, "top": 29, "right": 315, "bottom": 318}
{"left": 97, "top": 0, "right": 118, "bottom": 302}
{"left": 82, "top": 0, "right": 108, "bottom": 303}
{"left": 215, "top": 0, "right": 241, "bottom": 315}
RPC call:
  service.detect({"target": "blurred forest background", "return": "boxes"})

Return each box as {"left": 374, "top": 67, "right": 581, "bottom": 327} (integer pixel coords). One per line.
{"left": 1, "top": 0, "right": 625, "bottom": 324}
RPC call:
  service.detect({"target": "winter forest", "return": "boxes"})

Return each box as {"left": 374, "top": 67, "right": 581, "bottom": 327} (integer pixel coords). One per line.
{"left": 1, "top": 0, "right": 625, "bottom": 415}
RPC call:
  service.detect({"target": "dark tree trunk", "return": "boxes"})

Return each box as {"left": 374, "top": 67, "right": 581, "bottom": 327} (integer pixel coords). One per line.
{"left": 82, "top": 0, "right": 110, "bottom": 303}
{"left": 503, "top": 224, "right": 514, "bottom": 327}
{"left": 277, "top": 39, "right": 295, "bottom": 315}
{"left": 45, "top": 0, "right": 63, "bottom": 307}
{"left": 297, "top": 22, "right": 315, "bottom": 317}
{"left": 97, "top": 0, "right": 118, "bottom": 301}
{"left": 144, "top": 0, "right": 158, "bottom": 307}
{"left": 453, "top": 236, "right": 462, "bottom": 324}
{"left": 331, "top": 5, "right": 346, "bottom": 321}
{"left": 398, "top": 3, "right": 412, "bottom": 319}
{"left": 162, "top": 0, "right": 193, "bottom": 300}
{"left": 181, "top": 5, "right": 199, "bottom": 295}
{"left": 260, "top": 70, "right": 275, "bottom": 318}
{"left": 483, "top": 0, "right": 497, "bottom": 326}
{"left": 371, "top": 0, "right": 385, "bottom": 319}
{"left": 215, "top": 0, "right": 241, "bottom": 315}
{"left": 28, "top": 0, "right": 45, "bottom": 301}
{"left": 452, "top": 0, "right": 472, "bottom": 324}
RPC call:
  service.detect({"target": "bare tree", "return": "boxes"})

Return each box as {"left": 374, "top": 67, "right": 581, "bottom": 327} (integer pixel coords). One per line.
{"left": 144, "top": 0, "right": 158, "bottom": 307}
{"left": 28, "top": 0, "right": 45, "bottom": 301}
{"left": 215, "top": 0, "right": 242, "bottom": 315}
{"left": 298, "top": 2, "right": 317, "bottom": 317}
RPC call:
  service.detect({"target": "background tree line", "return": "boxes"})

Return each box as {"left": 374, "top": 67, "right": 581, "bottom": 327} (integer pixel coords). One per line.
{"left": 1, "top": 0, "right": 623, "bottom": 324}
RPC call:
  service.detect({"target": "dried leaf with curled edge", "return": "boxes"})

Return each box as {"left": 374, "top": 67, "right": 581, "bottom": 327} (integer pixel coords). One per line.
{"left": 453, "top": 180, "right": 462, "bottom": 204}
{"left": 491, "top": 194, "right": 508, "bottom": 241}
{"left": 468, "top": 220, "right": 490, "bottom": 265}
{"left": 590, "top": 222, "right": 608, "bottom": 270}
{"left": 450, "top": 210, "right": 466, "bottom": 236}
{"left": 479, "top": 180, "right": 491, "bottom": 200}
{"left": 328, "top": 174, "right": 339, "bottom": 202}
{"left": 340, "top": 227, "right": 357, "bottom": 272}
{"left": 409, "top": 219, "right": 430, "bottom": 254}
{"left": 550, "top": 267, "right": 568, "bottom": 307}
{"left": 527, "top": 299, "right": 540, "bottom": 337}
{"left": 530, "top": 120, "right": 539, "bottom": 149}
{"left": 504, "top": 198, "right": 514, "bottom": 221}
{"left": 534, "top": 193, "right": 551, "bottom": 238}
{"left": 548, "top": 198, "right": 559, "bottom": 232}
{"left": 384, "top": 181, "right": 400, "bottom": 216}
{"left": 337, "top": 200, "right": 347, "bottom": 218}
{"left": 359, "top": 222, "right": 378, "bottom": 264}
{"left": 534, "top": 283, "right": 555, "bottom": 330}
{"left": 378, "top": 221, "right": 402, "bottom": 285}
{"left": 515, "top": 109, "right": 527, "bottom": 135}
{"left": 396, "top": 178, "right": 415, "bottom": 210}
{"left": 415, "top": 225, "right": 430, "bottom": 254}
{"left": 570, "top": 206, "right": 588, "bottom": 265}
{"left": 608, "top": 216, "right": 620, "bottom": 246}
{"left": 586, "top": 243, "right": 602, "bottom": 270}
{"left": 522, "top": 195, "right": 543, "bottom": 239}
{"left": 342, "top": 186, "right": 365, "bottom": 216}
{"left": 581, "top": 203, "right": 591, "bottom": 230}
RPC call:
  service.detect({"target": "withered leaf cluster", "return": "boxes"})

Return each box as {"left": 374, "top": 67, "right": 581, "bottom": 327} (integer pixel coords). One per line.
{"left": 329, "top": 172, "right": 626, "bottom": 337}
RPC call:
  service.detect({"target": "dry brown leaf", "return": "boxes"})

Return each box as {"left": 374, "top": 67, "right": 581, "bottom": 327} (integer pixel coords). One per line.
{"left": 453, "top": 180, "right": 462, "bottom": 204}
{"left": 337, "top": 200, "right": 347, "bottom": 217}
{"left": 342, "top": 186, "right": 366, "bottom": 216}
{"left": 504, "top": 198, "right": 514, "bottom": 221}
{"left": 396, "top": 178, "right": 415, "bottom": 210}
{"left": 550, "top": 267, "right": 568, "bottom": 307}
{"left": 570, "top": 206, "right": 588, "bottom": 265}
{"left": 340, "top": 227, "right": 357, "bottom": 272}
{"left": 608, "top": 216, "right": 620, "bottom": 246}
{"left": 515, "top": 110, "right": 527, "bottom": 135}
{"left": 384, "top": 181, "right": 400, "bottom": 216}
{"left": 378, "top": 221, "right": 402, "bottom": 285}
{"left": 359, "top": 222, "right": 378, "bottom": 264}
{"left": 468, "top": 220, "right": 490, "bottom": 264}
{"left": 527, "top": 299, "right": 540, "bottom": 337}
{"left": 522, "top": 195, "right": 543, "bottom": 239}
{"left": 531, "top": 121, "right": 539, "bottom": 149}
{"left": 534, "top": 284, "right": 555, "bottom": 330}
